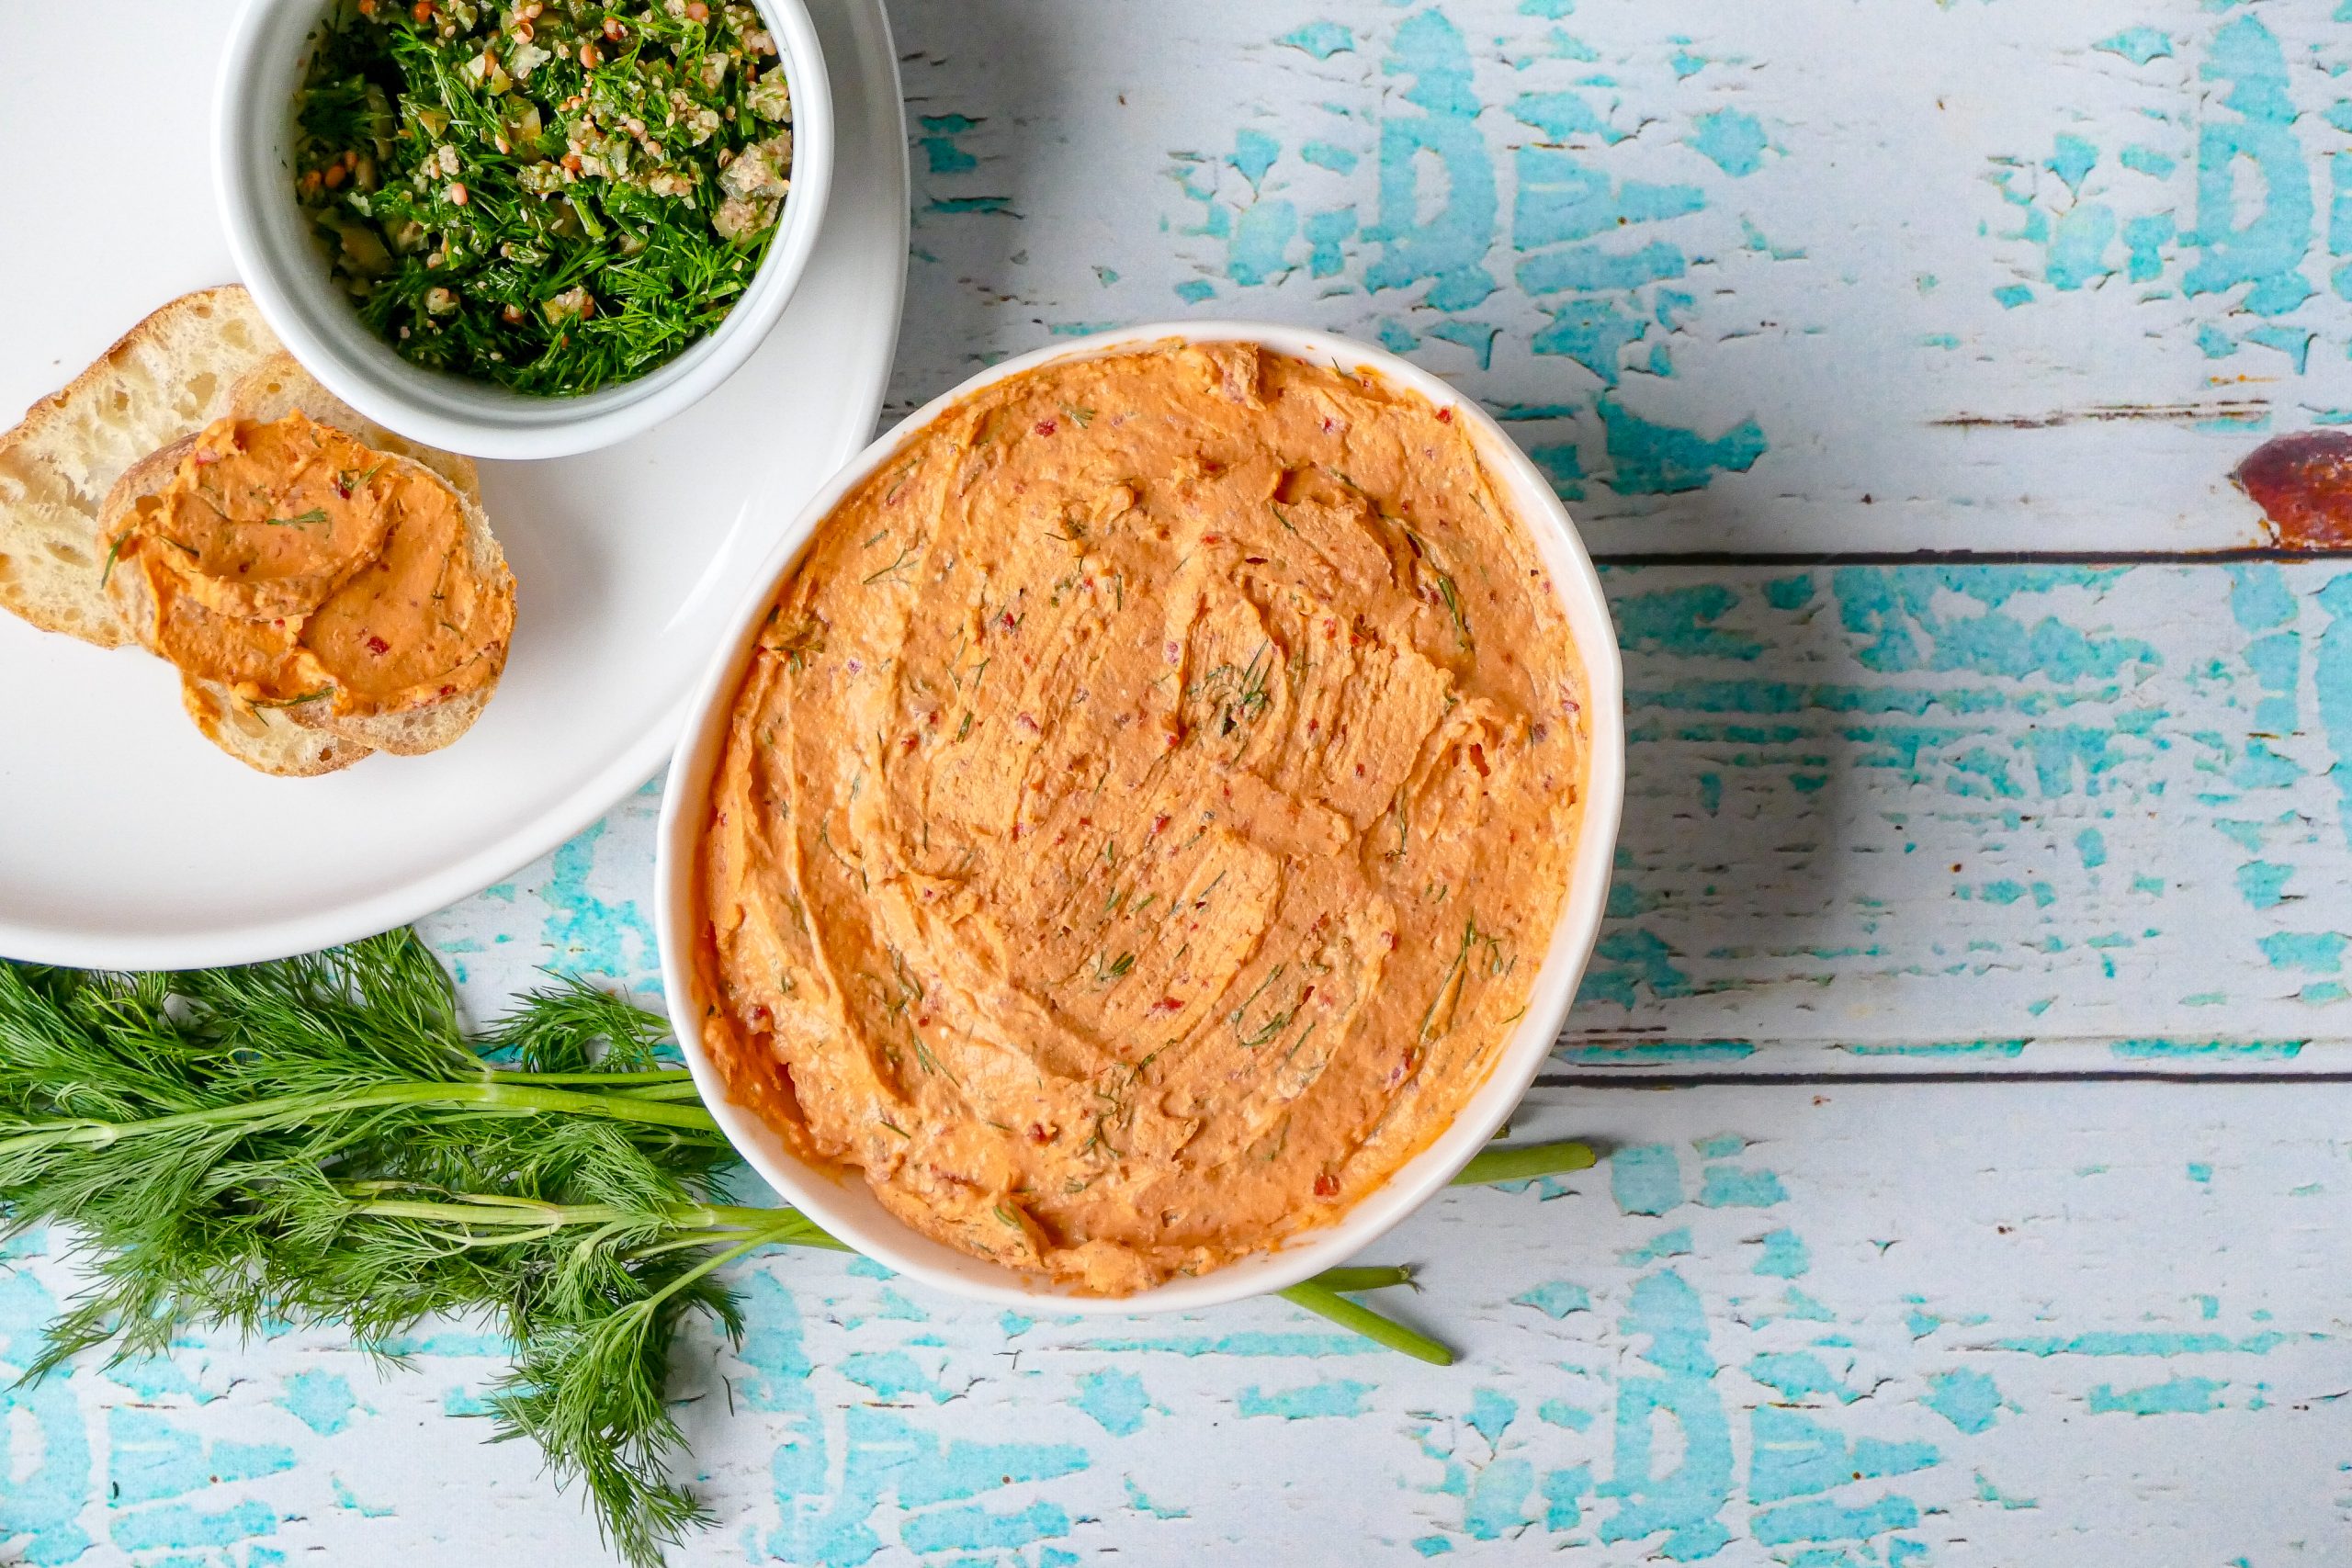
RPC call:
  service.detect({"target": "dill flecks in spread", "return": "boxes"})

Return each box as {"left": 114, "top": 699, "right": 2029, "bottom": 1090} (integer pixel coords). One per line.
{"left": 295, "top": 0, "right": 795, "bottom": 396}
{"left": 695, "top": 343, "right": 1589, "bottom": 1295}
{"left": 108, "top": 412, "right": 514, "bottom": 718}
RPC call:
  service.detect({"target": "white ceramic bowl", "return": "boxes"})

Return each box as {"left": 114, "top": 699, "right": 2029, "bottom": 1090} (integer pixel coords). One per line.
{"left": 215, "top": 0, "right": 833, "bottom": 459}
{"left": 655, "top": 322, "right": 1626, "bottom": 1314}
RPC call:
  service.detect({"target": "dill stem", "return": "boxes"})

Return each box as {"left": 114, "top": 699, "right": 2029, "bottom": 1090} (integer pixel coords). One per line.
{"left": 1280, "top": 1280, "right": 1454, "bottom": 1366}
{"left": 1309, "top": 1265, "right": 1414, "bottom": 1293}
{"left": 336, "top": 1194, "right": 826, "bottom": 1239}
{"left": 0, "top": 1078, "right": 726, "bottom": 1157}
{"left": 1451, "top": 1139, "right": 1598, "bottom": 1187}
{"left": 479, "top": 1069, "right": 697, "bottom": 1086}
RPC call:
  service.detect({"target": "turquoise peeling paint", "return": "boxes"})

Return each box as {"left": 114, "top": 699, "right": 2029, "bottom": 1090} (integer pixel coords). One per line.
{"left": 2316, "top": 575, "right": 2352, "bottom": 852}
{"left": 2106, "top": 1041, "right": 2305, "bottom": 1064}
{"left": 0, "top": 1269, "right": 93, "bottom": 1565}
{"left": 2236, "top": 862, "right": 2291, "bottom": 909}
{"left": 105, "top": 1356, "right": 215, "bottom": 1404}
{"left": 1515, "top": 149, "right": 1704, "bottom": 250}
{"left": 1749, "top": 1409, "right": 1938, "bottom": 1505}
{"left": 276, "top": 1370, "right": 357, "bottom": 1436}
{"left": 2259, "top": 932, "right": 2346, "bottom": 974}
{"left": 914, "top": 114, "right": 978, "bottom": 176}
{"left": 2087, "top": 1376, "right": 2224, "bottom": 1415}
{"left": 1992, "top": 1331, "right": 2288, "bottom": 1357}
{"left": 1688, "top": 109, "right": 1766, "bottom": 177}
{"left": 1299, "top": 140, "right": 1358, "bottom": 174}
{"left": 1921, "top": 1370, "right": 2003, "bottom": 1434}
{"left": 538, "top": 818, "right": 659, "bottom": 985}
{"left": 1468, "top": 1387, "right": 1515, "bottom": 1446}
{"left": 1539, "top": 1399, "right": 1595, "bottom": 1432}
{"left": 1598, "top": 398, "right": 1767, "bottom": 495}
{"left": 2095, "top": 27, "right": 2174, "bottom": 65}
{"left": 1612, "top": 584, "right": 1765, "bottom": 660}
{"left": 1521, "top": 240, "right": 1688, "bottom": 297}
{"left": 1831, "top": 568, "right": 2155, "bottom": 683}
{"left": 1532, "top": 299, "right": 1647, "bottom": 385}
{"left": 1086, "top": 1331, "right": 1379, "bottom": 1357}
{"left": 1622, "top": 1226, "right": 1695, "bottom": 1265}
{"left": 2047, "top": 134, "right": 2097, "bottom": 195}
{"left": 107, "top": 1408, "right": 294, "bottom": 1507}
{"left": 2185, "top": 17, "right": 2314, "bottom": 317}
{"left": 1235, "top": 1380, "right": 1373, "bottom": 1418}
{"left": 1366, "top": 12, "right": 1498, "bottom": 311}
{"left": 1512, "top": 90, "right": 1627, "bottom": 145}
{"left": 1697, "top": 1166, "right": 1788, "bottom": 1208}
{"left": 1228, "top": 129, "right": 1280, "bottom": 186}
{"left": 1557, "top": 1043, "right": 1758, "bottom": 1065}
{"left": 842, "top": 1350, "right": 954, "bottom": 1403}
{"left": 109, "top": 1500, "right": 280, "bottom": 1553}
{"left": 1754, "top": 1230, "right": 1811, "bottom": 1279}
{"left": 900, "top": 1502, "right": 1071, "bottom": 1554}
{"left": 1611, "top": 1144, "right": 1683, "bottom": 1215}
{"left": 1277, "top": 21, "right": 1353, "bottom": 59}
{"left": 1747, "top": 1351, "right": 1866, "bottom": 1405}
{"left": 1514, "top": 1280, "right": 1593, "bottom": 1318}
{"left": 1752, "top": 1495, "right": 1921, "bottom": 1548}
{"left": 1541, "top": 1464, "right": 1594, "bottom": 1531}
{"left": 1465, "top": 1456, "right": 1536, "bottom": 1540}
{"left": 1598, "top": 1271, "right": 1733, "bottom": 1560}
{"left": 1072, "top": 1370, "right": 1150, "bottom": 1436}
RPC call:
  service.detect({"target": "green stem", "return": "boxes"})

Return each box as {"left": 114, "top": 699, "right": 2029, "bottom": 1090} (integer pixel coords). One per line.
{"left": 1452, "top": 1139, "right": 1597, "bottom": 1187}
{"left": 1280, "top": 1280, "right": 1453, "bottom": 1365}
{"left": 471, "top": 1069, "right": 696, "bottom": 1086}
{"left": 0, "top": 1078, "right": 727, "bottom": 1158}
{"left": 604, "top": 1081, "right": 713, "bottom": 1102}
{"left": 1309, "top": 1265, "right": 1414, "bottom": 1293}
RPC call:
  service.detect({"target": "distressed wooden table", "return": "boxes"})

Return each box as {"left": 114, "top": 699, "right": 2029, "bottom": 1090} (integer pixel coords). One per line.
{"left": 10, "top": 2, "right": 2352, "bottom": 1562}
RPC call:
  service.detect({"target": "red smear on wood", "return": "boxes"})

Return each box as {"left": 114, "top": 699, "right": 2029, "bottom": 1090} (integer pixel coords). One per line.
{"left": 2235, "top": 431, "right": 2352, "bottom": 550}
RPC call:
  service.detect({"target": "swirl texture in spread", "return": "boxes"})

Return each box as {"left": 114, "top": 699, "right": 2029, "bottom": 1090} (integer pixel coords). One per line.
{"left": 697, "top": 342, "right": 1587, "bottom": 1293}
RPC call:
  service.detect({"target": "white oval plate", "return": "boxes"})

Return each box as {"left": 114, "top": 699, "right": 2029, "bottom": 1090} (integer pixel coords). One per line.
{"left": 0, "top": 0, "right": 909, "bottom": 968}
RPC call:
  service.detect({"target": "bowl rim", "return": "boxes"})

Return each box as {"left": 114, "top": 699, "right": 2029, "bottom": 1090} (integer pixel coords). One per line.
{"left": 214, "top": 0, "right": 835, "bottom": 460}
{"left": 654, "top": 321, "right": 1627, "bottom": 1314}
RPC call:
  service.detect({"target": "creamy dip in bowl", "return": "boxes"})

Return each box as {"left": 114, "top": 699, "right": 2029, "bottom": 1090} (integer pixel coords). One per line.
{"left": 657, "top": 323, "right": 1623, "bottom": 1312}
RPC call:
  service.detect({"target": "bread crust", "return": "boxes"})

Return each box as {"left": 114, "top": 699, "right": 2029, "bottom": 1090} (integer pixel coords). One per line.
{"left": 181, "top": 675, "right": 371, "bottom": 778}
{"left": 100, "top": 434, "right": 511, "bottom": 765}
{"left": 0, "top": 286, "right": 278, "bottom": 647}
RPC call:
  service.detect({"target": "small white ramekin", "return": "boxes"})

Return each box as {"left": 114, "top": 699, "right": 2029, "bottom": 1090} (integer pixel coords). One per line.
{"left": 656, "top": 322, "right": 1626, "bottom": 1314}
{"left": 215, "top": 0, "right": 833, "bottom": 459}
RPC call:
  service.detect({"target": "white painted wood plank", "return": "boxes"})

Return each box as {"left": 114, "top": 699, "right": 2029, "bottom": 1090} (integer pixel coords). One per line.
{"left": 10, "top": 1080, "right": 2347, "bottom": 1563}
{"left": 892, "top": 0, "right": 2352, "bottom": 553}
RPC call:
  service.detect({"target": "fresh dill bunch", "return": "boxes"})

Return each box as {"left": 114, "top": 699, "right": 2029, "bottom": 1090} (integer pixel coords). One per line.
{"left": 0, "top": 931, "right": 778, "bottom": 1567}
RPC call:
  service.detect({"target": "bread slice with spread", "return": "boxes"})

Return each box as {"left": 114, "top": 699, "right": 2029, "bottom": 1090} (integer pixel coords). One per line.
{"left": 100, "top": 411, "right": 516, "bottom": 767}
{"left": 0, "top": 287, "right": 277, "bottom": 647}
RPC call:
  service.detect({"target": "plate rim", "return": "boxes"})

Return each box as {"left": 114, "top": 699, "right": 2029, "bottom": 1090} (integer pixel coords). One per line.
{"left": 0, "top": 0, "right": 910, "bottom": 972}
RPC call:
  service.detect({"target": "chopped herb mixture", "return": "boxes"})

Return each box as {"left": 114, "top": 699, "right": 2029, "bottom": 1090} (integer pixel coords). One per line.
{"left": 295, "top": 0, "right": 796, "bottom": 396}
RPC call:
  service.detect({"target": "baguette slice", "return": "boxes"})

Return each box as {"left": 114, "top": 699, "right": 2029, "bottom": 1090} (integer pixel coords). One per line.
{"left": 220, "top": 353, "right": 483, "bottom": 506}
{"left": 102, "top": 437, "right": 512, "bottom": 763}
{"left": 194, "top": 355, "right": 508, "bottom": 756}
{"left": 181, "top": 676, "right": 374, "bottom": 778}
{"left": 0, "top": 287, "right": 279, "bottom": 647}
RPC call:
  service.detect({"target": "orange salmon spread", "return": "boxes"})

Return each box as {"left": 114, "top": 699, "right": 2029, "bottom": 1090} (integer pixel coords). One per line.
{"left": 108, "top": 411, "right": 513, "bottom": 719}
{"left": 696, "top": 342, "right": 1589, "bottom": 1294}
